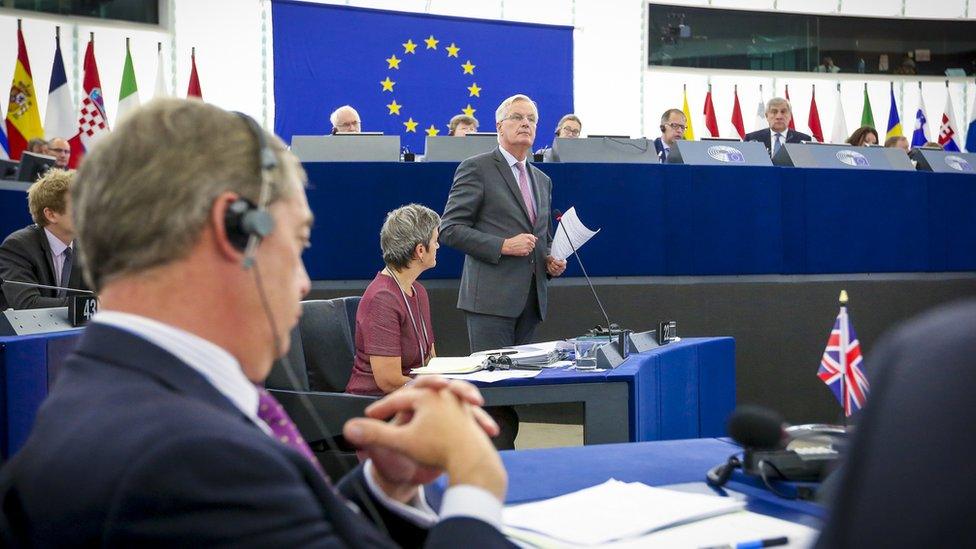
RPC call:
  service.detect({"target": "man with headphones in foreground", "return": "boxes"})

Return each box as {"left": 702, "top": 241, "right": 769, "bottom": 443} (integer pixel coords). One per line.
{"left": 0, "top": 99, "right": 510, "bottom": 547}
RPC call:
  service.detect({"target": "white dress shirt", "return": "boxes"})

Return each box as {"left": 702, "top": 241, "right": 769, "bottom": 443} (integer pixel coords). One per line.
{"left": 769, "top": 128, "right": 786, "bottom": 155}
{"left": 43, "top": 227, "right": 71, "bottom": 285}
{"left": 92, "top": 310, "right": 502, "bottom": 530}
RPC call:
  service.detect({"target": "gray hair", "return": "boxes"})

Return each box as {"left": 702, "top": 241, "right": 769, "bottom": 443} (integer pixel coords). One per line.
{"left": 72, "top": 98, "right": 306, "bottom": 291}
{"left": 329, "top": 105, "right": 360, "bottom": 127}
{"left": 555, "top": 114, "right": 582, "bottom": 133}
{"left": 766, "top": 97, "right": 791, "bottom": 113}
{"left": 495, "top": 94, "right": 538, "bottom": 123}
{"left": 380, "top": 204, "right": 440, "bottom": 270}
{"left": 660, "top": 108, "right": 685, "bottom": 125}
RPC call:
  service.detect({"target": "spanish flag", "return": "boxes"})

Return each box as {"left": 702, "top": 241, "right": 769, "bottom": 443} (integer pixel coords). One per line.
{"left": 5, "top": 24, "right": 44, "bottom": 160}
{"left": 682, "top": 85, "right": 695, "bottom": 141}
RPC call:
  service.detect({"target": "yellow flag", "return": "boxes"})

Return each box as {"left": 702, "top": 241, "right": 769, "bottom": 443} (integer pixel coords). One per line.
{"left": 6, "top": 28, "right": 44, "bottom": 159}
{"left": 682, "top": 88, "right": 695, "bottom": 141}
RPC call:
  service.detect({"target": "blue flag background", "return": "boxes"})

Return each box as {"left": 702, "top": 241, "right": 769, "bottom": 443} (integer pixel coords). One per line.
{"left": 272, "top": 1, "right": 574, "bottom": 153}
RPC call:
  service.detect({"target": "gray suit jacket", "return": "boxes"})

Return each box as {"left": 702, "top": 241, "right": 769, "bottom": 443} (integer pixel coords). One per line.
{"left": 440, "top": 148, "right": 552, "bottom": 319}
{"left": 0, "top": 224, "right": 88, "bottom": 310}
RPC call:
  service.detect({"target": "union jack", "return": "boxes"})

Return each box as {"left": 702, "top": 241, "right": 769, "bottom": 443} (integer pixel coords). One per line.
{"left": 817, "top": 306, "right": 869, "bottom": 417}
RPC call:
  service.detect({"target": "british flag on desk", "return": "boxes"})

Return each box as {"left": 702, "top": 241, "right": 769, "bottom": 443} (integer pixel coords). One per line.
{"left": 817, "top": 291, "right": 869, "bottom": 417}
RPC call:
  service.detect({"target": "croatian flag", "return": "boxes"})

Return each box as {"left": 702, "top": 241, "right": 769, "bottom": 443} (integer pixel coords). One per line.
{"left": 818, "top": 305, "right": 869, "bottom": 417}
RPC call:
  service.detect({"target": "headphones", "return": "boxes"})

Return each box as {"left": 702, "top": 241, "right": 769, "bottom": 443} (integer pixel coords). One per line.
{"left": 223, "top": 112, "right": 276, "bottom": 268}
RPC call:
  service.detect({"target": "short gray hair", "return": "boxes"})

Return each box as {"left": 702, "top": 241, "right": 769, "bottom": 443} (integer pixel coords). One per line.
{"left": 555, "top": 114, "right": 582, "bottom": 133}
{"left": 766, "top": 97, "right": 791, "bottom": 113}
{"left": 380, "top": 204, "right": 440, "bottom": 270}
{"left": 660, "top": 108, "right": 685, "bottom": 125}
{"left": 330, "top": 105, "right": 360, "bottom": 127}
{"left": 495, "top": 94, "right": 538, "bottom": 123}
{"left": 73, "top": 98, "right": 305, "bottom": 291}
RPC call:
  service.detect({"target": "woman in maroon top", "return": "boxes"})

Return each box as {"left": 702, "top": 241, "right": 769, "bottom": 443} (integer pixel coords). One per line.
{"left": 346, "top": 204, "right": 440, "bottom": 396}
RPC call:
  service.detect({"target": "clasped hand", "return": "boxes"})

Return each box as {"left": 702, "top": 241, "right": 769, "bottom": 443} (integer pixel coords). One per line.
{"left": 343, "top": 377, "right": 506, "bottom": 502}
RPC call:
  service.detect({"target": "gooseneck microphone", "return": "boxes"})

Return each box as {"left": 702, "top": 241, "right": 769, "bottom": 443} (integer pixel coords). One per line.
{"left": 0, "top": 277, "right": 94, "bottom": 294}
{"left": 728, "top": 405, "right": 787, "bottom": 450}
{"left": 553, "top": 209, "right": 614, "bottom": 342}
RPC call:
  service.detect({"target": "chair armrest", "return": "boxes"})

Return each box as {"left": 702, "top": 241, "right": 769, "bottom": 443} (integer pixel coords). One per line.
{"left": 269, "top": 389, "right": 378, "bottom": 445}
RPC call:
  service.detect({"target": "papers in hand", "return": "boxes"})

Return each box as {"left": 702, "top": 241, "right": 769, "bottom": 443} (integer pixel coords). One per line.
{"left": 503, "top": 479, "right": 745, "bottom": 546}
{"left": 550, "top": 206, "right": 600, "bottom": 261}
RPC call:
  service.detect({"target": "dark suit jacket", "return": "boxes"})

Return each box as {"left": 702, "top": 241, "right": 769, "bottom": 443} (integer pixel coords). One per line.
{"left": 815, "top": 299, "right": 976, "bottom": 548}
{"left": 440, "top": 147, "right": 552, "bottom": 319}
{"left": 743, "top": 128, "right": 811, "bottom": 153}
{"left": 0, "top": 323, "right": 509, "bottom": 548}
{"left": 0, "top": 224, "right": 88, "bottom": 310}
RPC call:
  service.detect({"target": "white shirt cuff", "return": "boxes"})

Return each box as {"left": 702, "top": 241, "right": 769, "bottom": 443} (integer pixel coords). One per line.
{"left": 439, "top": 484, "right": 503, "bottom": 531}
{"left": 363, "top": 460, "right": 437, "bottom": 527}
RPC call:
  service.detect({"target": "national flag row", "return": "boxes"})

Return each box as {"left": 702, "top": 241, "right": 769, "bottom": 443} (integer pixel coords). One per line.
{"left": 682, "top": 81, "right": 973, "bottom": 152}
{"left": 2, "top": 20, "right": 205, "bottom": 164}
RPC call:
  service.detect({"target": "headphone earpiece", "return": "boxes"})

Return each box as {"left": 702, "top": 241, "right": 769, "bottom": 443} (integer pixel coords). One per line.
{"left": 224, "top": 197, "right": 274, "bottom": 252}
{"left": 660, "top": 125, "right": 666, "bottom": 133}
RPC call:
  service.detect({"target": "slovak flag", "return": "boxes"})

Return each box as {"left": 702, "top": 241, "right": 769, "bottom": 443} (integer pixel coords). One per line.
{"left": 818, "top": 303, "right": 869, "bottom": 417}
{"left": 937, "top": 88, "right": 961, "bottom": 152}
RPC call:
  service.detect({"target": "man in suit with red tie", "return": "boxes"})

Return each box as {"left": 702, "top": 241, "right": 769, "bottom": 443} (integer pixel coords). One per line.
{"left": 744, "top": 97, "right": 811, "bottom": 157}
{"left": 0, "top": 99, "right": 510, "bottom": 547}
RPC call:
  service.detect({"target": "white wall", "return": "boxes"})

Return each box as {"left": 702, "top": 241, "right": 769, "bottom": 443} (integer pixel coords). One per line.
{"left": 0, "top": 0, "right": 973, "bottom": 145}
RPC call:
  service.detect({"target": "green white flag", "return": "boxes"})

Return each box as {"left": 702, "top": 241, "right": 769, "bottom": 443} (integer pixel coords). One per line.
{"left": 860, "top": 84, "right": 875, "bottom": 129}
{"left": 117, "top": 43, "right": 140, "bottom": 124}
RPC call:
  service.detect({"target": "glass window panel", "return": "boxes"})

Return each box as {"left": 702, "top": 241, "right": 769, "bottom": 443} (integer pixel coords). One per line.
{"left": 10, "top": 0, "right": 159, "bottom": 25}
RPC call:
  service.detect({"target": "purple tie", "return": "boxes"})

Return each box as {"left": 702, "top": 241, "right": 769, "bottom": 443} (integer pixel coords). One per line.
{"left": 515, "top": 161, "right": 537, "bottom": 225}
{"left": 256, "top": 387, "right": 328, "bottom": 479}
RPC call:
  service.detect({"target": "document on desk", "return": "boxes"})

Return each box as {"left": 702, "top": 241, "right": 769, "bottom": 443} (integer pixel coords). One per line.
{"left": 439, "top": 370, "right": 542, "bottom": 383}
{"left": 550, "top": 206, "right": 600, "bottom": 261}
{"left": 411, "top": 356, "right": 488, "bottom": 375}
{"left": 503, "top": 479, "right": 746, "bottom": 546}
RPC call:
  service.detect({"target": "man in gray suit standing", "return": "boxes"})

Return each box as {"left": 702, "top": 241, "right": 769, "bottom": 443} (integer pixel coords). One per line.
{"left": 441, "top": 94, "right": 567, "bottom": 353}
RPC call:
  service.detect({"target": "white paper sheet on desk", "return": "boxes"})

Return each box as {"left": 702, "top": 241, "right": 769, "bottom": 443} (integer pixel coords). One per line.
{"left": 550, "top": 206, "right": 600, "bottom": 261}
{"left": 503, "top": 479, "right": 745, "bottom": 546}
{"left": 438, "top": 370, "right": 542, "bottom": 383}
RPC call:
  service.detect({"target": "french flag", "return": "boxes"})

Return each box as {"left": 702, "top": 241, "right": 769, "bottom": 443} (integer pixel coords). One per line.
{"left": 44, "top": 29, "right": 75, "bottom": 142}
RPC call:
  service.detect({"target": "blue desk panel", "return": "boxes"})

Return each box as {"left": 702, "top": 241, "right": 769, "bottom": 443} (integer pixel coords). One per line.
{"left": 297, "top": 162, "right": 976, "bottom": 280}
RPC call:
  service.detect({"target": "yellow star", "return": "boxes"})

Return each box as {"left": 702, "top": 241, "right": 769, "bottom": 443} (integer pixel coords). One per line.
{"left": 402, "top": 39, "right": 417, "bottom": 54}
{"left": 467, "top": 82, "right": 481, "bottom": 97}
{"left": 386, "top": 99, "right": 402, "bottom": 115}
{"left": 461, "top": 60, "right": 476, "bottom": 75}
{"left": 386, "top": 54, "right": 401, "bottom": 69}
{"left": 446, "top": 42, "right": 460, "bottom": 58}
{"left": 424, "top": 35, "right": 439, "bottom": 49}
{"left": 403, "top": 117, "right": 419, "bottom": 132}
{"left": 425, "top": 124, "right": 440, "bottom": 137}
{"left": 462, "top": 104, "right": 476, "bottom": 117}
{"left": 380, "top": 76, "right": 395, "bottom": 92}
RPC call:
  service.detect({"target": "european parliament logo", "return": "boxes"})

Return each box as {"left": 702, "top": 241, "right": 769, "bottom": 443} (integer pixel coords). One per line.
{"left": 707, "top": 145, "right": 745, "bottom": 163}
{"left": 835, "top": 150, "right": 870, "bottom": 167}
{"left": 944, "top": 155, "right": 973, "bottom": 172}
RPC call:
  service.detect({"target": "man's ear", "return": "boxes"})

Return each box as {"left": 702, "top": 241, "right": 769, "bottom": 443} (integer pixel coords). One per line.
{"left": 210, "top": 191, "right": 247, "bottom": 262}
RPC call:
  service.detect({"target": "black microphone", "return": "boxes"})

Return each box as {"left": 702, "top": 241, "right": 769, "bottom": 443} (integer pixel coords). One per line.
{"left": 0, "top": 277, "right": 94, "bottom": 295}
{"left": 553, "top": 209, "right": 614, "bottom": 342}
{"left": 728, "top": 405, "right": 787, "bottom": 450}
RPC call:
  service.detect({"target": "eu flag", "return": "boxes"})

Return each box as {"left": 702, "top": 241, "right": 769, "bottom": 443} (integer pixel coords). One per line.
{"left": 272, "top": 1, "right": 574, "bottom": 153}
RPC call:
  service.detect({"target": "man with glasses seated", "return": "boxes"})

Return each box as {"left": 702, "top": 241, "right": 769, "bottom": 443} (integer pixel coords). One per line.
{"left": 329, "top": 104, "right": 362, "bottom": 134}
{"left": 440, "top": 94, "right": 567, "bottom": 449}
{"left": 654, "top": 108, "right": 687, "bottom": 163}
{"left": 48, "top": 137, "right": 72, "bottom": 169}
{"left": 538, "top": 114, "right": 583, "bottom": 161}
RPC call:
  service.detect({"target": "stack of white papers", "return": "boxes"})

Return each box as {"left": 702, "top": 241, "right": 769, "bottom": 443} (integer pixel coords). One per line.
{"left": 503, "top": 479, "right": 746, "bottom": 546}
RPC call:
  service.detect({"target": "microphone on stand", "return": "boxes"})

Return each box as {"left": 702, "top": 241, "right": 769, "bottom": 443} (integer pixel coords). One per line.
{"left": 0, "top": 277, "right": 94, "bottom": 294}
{"left": 553, "top": 209, "right": 615, "bottom": 343}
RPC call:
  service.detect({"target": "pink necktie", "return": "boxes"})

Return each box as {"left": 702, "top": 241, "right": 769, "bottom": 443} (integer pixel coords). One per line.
{"left": 256, "top": 387, "right": 329, "bottom": 480}
{"left": 515, "top": 162, "right": 537, "bottom": 225}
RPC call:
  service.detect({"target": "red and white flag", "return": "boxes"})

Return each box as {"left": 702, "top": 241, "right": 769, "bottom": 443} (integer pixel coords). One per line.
{"left": 703, "top": 86, "right": 719, "bottom": 137}
{"left": 784, "top": 84, "right": 796, "bottom": 130}
{"left": 187, "top": 48, "right": 203, "bottom": 99}
{"left": 730, "top": 86, "right": 745, "bottom": 139}
{"left": 68, "top": 36, "right": 109, "bottom": 168}
{"left": 807, "top": 86, "right": 824, "bottom": 143}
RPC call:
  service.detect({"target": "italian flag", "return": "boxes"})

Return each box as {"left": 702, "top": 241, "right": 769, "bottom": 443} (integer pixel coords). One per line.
{"left": 116, "top": 40, "right": 140, "bottom": 124}
{"left": 5, "top": 24, "right": 44, "bottom": 160}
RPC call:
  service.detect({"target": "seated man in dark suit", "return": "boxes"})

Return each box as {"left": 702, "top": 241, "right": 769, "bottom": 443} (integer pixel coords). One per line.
{"left": 653, "top": 108, "right": 686, "bottom": 163}
{"left": 744, "top": 97, "right": 811, "bottom": 156}
{"left": 0, "top": 168, "right": 88, "bottom": 309}
{"left": 0, "top": 99, "right": 510, "bottom": 547}
{"left": 816, "top": 299, "right": 976, "bottom": 548}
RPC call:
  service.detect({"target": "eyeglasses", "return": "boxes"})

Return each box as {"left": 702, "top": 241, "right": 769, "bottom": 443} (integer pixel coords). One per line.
{"left": 560, "top": 127, "right": 581, "bottom": 136}
{"left": 666, "top": 123, "right": 686, "bottom": 131}
{"left": 505, "top": 113, "right": 537, "bottom": 125}
{"left": 48, "top": 148, "right": 70, "bottom": 154}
